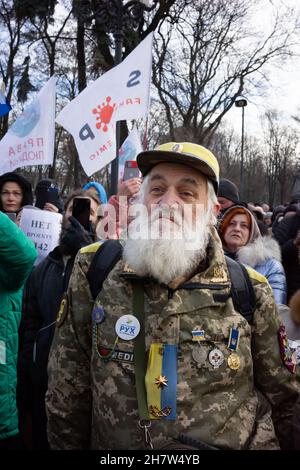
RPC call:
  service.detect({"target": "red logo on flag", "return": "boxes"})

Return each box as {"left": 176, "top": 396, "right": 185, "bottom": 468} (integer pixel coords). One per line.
{"left": 92, "top": 96, "right": 116, "bottom": 132}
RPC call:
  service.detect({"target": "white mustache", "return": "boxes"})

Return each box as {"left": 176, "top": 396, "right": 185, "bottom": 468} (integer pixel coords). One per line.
{"left": 150, "top": 207, "right": 183, "bottom": 227}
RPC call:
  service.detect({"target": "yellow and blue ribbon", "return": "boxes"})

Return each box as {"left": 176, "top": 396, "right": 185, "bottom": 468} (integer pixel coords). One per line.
{"left": 145, "top": 343, "right": 177, "bottom": 420}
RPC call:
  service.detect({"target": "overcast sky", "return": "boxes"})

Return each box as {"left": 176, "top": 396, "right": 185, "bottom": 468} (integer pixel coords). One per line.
{"left": 227, "top": 0, "right": 300, "bottom": 138}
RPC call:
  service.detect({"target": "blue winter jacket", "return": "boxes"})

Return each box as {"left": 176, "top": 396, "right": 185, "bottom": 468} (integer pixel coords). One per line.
{"left": 238, "top": 236, "right": 287, "bottom": 305}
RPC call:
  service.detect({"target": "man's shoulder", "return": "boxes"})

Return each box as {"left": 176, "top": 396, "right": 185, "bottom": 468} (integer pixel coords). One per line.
{"left": 79, "top": 241, "right": 103, "bottom": 255}
{"left": 245, "top": 266, "right": 268, "bottom": 285}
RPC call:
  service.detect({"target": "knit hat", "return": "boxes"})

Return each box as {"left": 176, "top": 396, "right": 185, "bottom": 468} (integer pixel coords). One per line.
{"left": 218, "top": 179, "right": 239, "bottom": 204}
{"left": 35, "top": 178, "right": 64, "bottom": 212}
{"left": 83, "top": 182, "right": 108, "bottom": 204}
{"left": 291, "top": 191, "right": 300, "bottom": 203}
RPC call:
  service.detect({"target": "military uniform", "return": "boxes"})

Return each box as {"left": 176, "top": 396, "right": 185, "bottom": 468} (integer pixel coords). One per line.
{"left": 46, "top": 228, "right": 300, "bottom": 450}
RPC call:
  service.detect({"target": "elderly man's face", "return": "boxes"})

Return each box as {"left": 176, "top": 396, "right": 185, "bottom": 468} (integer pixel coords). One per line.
{"left": 144, "top": 163, "right": 208, "bottom": 229}
{"left": 124, "top": 162, "right": 214, "bottom": 284}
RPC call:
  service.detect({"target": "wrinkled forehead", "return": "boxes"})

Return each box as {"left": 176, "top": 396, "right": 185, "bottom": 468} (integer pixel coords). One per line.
{"left": 147, "top": 162, "right": 208, "bottom": 187}
{"left": 2, "top": 181, "right": 22, "bottom": 191}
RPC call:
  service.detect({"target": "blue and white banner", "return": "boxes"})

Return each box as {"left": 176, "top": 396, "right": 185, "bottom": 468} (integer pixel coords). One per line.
{"left": 0, "top": 76, "right": 56, "bottom": 175}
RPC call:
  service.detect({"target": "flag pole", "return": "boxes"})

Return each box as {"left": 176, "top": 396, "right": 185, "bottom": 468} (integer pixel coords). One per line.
{"left": 110, "top": 5, "right": 123, "bottom": 197}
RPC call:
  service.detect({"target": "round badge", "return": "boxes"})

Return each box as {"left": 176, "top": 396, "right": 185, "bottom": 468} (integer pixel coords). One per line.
{"left": 115, "top": 314, "right": 140, "bottom": 341}
{"left": 92, "top": 306, "right": 106, "bottom": 324}
{"left": 208, "top": 348, "right": 224, "bottom": 369}
{"left": 192, "top": 346, "right": 207, "bottom": 365}
{"left": 227, "top": 352, "right": 241, "bottom": 370}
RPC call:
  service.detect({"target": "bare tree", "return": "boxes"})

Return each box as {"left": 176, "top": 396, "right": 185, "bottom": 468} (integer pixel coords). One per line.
{"left": 0, "top": 0, "right": 26, "bottom": 137}
{"left": 262, "top": 110, "right": 299, "bottom": 205}
{"left": 152, "top": 0, "right": 298, "bottom": 146}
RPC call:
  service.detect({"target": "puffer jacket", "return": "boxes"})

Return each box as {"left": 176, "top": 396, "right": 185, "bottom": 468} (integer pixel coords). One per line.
{"left": 237, "top": 236, "right": 287, "bottom": 304}
{"left": 0, "top": 212, "right": 37, "bottom": 440}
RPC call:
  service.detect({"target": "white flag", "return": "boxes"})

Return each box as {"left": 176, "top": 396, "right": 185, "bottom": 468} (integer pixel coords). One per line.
{"left": 118, "top": 127, "right": 143, "bottom": 180}
{"left": 56, "top": 33, "right": 153, "bottom": 177}
{"left": 0, "top": 76, "right": 56, "bottom": 175}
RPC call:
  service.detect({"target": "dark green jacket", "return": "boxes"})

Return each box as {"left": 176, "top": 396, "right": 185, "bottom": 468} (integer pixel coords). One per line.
{"left": 0, "top": 212, "right": 37, "bottom": 440}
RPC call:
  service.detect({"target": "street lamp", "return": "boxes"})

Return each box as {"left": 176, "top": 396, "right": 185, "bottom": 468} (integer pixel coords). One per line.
{"left": 235, "top": 96, "right": 247, "bottom": 200}
{"left": 93, "top": 0, "right": 155, "bottom": 196}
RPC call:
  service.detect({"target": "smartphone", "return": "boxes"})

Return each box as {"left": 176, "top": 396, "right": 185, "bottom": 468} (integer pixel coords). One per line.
{"left": 72, "top": 197, "right": 91, "bottom": 230}
{"left": 6, "top": 212, "right": 17, "bottom": 223}
{"left": 35, "top": 186, "right": 60, "bottom": 209}
{"left": 123, "top": 161, "right": 140, "bottom": 181}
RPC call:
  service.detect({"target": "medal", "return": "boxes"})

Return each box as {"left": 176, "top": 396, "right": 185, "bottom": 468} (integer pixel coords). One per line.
{"left": 208, "top": 348, "right": 224, "bottom": 369}
{"left": 227, "top": 352, "right": 240, "bottom": 370}
{"left": 115, "top": 314, "right": 140, "bottom": 341}
{"left": 192, "top": 345, "right": 208, "bottom": 365}
{"left": 227, "top": 328, "right": 240, "bottom": 371}
{"left": 191, "top": 327, "right": 205, "bottom": 342}
{"left": 92, "top": 306, "right": 106, "bottom": 324}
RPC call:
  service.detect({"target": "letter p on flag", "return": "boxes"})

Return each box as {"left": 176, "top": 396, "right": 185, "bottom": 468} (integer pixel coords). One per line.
{"left": 55, "top": 32, "right": 154, "bottom": 177}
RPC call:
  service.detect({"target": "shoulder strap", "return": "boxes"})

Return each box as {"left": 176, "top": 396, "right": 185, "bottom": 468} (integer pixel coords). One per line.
{"left": 225, "top": 256, "right": 256, "bottom": 324}
{"left": 86, "top": 239, "right": 123, "bottom": 300}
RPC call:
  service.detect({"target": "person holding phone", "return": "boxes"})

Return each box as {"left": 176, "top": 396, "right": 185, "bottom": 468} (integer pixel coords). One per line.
{"left": 34, "top": 179, "right": 64, "bottom": 213}
{"left": 98, "top": 163, "right": 142, "bottom": 240}
{"left": 17, "top": 188, "right": 102, "bottom": 450}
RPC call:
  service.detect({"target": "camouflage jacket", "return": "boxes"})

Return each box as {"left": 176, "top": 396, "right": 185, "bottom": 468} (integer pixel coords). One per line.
{"left": 46, "top": 228, "right": 300, "bottom": 450}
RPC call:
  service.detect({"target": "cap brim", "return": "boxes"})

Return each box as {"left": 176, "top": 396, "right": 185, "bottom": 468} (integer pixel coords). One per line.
{"left": 137, "top": 150, "right": 217, "bottom": 182}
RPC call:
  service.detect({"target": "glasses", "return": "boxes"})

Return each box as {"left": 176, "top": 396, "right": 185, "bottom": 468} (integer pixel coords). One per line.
{"left": 1, "top": 191, "right": 22, "bottom": 198}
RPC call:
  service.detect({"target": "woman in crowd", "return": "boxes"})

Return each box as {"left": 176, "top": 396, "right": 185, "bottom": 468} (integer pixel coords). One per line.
{"left": 218, "top": 205, "right": 286, "bottom": 304}
{"left": 0, "top": 172, "right": 33, "bottom": 214}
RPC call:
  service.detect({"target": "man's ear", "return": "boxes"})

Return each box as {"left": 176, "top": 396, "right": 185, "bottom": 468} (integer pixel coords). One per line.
{"left": 214, "top": 202, "right": 221, "bottom": 217}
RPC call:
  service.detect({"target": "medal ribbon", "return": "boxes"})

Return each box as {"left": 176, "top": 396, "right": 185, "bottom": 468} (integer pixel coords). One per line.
{"left": 145, "top": 343, "right": 177, "bottom": 420}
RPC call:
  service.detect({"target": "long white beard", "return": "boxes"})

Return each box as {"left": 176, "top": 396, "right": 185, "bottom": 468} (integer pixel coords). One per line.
{"left": 123, "top": 204, "right": 212, "bottom": 284}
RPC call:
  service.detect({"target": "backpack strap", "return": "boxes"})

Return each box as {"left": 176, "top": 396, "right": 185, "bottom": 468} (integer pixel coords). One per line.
{"left": 85, "top": 242, "right": 256, "bottom": 323}
{"left": 86, "top": 239, "right": 123, "bottom": 300}
{"left": 225, "top": 256, "right": 256, "bottom": 324}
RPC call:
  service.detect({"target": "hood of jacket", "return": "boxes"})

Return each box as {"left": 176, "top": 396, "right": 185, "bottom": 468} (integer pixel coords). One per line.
{"left": 0, "top": 171, "right": 33, "bottom": 210}
{"left": 237, "top": 235, "right": 282, "bottom": 267}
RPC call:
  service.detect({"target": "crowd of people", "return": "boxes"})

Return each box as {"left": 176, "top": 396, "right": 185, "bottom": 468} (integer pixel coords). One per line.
{"left": 0, "top": 141, "right": 300, "bottom": 451}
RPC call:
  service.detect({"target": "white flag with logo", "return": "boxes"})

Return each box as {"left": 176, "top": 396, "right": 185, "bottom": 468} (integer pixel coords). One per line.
{"left": 0, "top": 76, "right": 56, "bottom": 175}
{"left": 118, "top": 126, "right": 143, "bottom": 179}
{"left": 56, "top": 33, "right": 153, "bottom": 177}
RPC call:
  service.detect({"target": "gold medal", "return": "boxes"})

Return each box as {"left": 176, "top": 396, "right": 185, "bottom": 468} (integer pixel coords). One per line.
{"left": 227, "top": 352, "right": 240, "bottom": 370}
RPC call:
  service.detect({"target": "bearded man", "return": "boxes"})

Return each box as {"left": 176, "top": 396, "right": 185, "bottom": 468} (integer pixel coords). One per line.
{"left": 46, "top": 142, "right": 300, "bottom": 450}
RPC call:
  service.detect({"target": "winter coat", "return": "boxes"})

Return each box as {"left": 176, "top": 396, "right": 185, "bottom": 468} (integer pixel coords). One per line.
{"left": 46, "top": 229, "right": 300, "bottom": 450}
{"left": 273, "top": 213, "right": 300, "bottom": 302}
{"left": 17, "top": 247, "right": 75, "bottom": 449}
{"left": 237, "top": 236, "right": 287, "bottom": 305}
{"left": 277, "top": 289, "right": 300, "bottom": 450}
{"left": 0, "top": 212, "right": 37, "bottom": 440}
{"left": 19, "top": 247, "right": 75, "bottom": 390}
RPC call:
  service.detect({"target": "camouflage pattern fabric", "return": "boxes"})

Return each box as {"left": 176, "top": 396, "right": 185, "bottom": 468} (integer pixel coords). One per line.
{"left": 46, "top": 228, "right": 300, "bottom": 450}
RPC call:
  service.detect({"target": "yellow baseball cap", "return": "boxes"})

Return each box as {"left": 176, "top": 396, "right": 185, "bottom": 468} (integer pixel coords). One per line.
{"left": 137, "top": 142, "right": 219, "bottom": 193}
